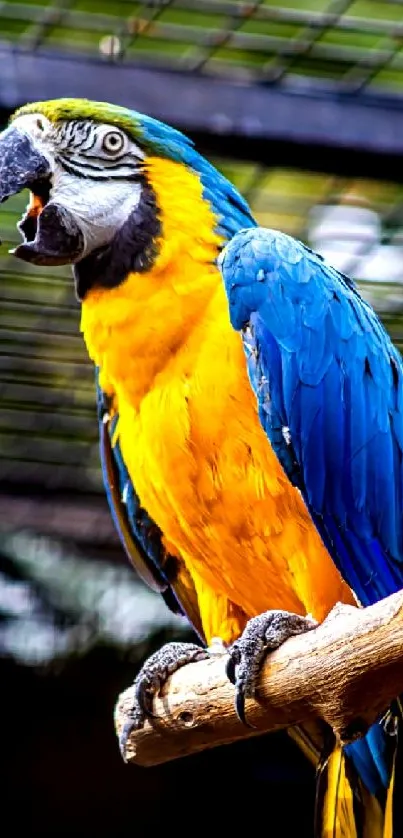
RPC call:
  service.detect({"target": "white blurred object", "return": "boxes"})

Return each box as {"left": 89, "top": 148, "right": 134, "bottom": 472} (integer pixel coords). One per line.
{"left": 99, "top": 35, "right": 122, "bottom": 57}
{"left": 309, "top": 203, "right": 403, "bottom": 283}
{"left": 0, "top": 531, "right": 187, "bottom": 665}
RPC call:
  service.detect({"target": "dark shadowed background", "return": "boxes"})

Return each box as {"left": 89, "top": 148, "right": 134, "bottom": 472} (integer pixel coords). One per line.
{"left": 1, "top": 1, "right": 403, "bottom": 835}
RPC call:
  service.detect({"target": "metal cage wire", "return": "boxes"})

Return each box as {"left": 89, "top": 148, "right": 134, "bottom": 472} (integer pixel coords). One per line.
{"left": 0, "top": 0, "right": 403, "bottom": 92}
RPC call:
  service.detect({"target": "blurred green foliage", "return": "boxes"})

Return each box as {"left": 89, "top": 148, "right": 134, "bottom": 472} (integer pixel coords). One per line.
{"left": 1, "top": 1, "right": 402, "bottom": 89}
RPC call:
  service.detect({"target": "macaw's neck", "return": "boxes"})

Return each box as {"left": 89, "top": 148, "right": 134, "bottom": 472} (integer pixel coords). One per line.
{"left": 80, "top": 156, "right": 228, "bottom": 406}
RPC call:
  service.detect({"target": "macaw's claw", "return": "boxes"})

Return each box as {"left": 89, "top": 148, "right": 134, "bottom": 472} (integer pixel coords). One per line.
{"left": 119, "top": 641, "right": 208, "bottom": 761}
{"left": 226, "top": 610, "right": 317, "bottom": 728}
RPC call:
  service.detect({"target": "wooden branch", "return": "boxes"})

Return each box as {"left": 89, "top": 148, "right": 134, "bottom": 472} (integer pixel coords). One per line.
{"left": 115, "top": 592, "right": 403, "bottom": 767}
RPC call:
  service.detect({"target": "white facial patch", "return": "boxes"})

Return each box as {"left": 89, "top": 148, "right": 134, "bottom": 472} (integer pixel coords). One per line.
{"left": 12, "top": 112, "right": 53, "bottom": 140}
{"left": 12, "top": 112, "right": 56, "bottom": 169}
{"left": 50, "top": 169, "right": 142, "bottom": 257}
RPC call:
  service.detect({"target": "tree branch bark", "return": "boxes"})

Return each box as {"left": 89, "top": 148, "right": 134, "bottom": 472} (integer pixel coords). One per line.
{"left": 114, "top": 592, "right": 403, "bottom": 767}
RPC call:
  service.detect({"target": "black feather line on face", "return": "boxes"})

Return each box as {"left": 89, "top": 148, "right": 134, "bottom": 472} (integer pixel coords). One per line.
{"left": 73, "top": 179, "right": 161, "bottom": 300}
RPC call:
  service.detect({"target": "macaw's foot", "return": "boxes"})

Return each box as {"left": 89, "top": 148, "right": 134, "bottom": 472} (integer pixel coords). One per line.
{"left": 119, "top": 642, "right": 208, "bottom": 760}
{"left": 226, "top": 610, "right": 317, "bottom": 727}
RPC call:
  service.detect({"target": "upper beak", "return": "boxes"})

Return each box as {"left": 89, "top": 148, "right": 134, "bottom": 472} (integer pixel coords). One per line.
{"left": 0, "top": 124, "right": 85, "bottom": 265}
{"left": 0, "top": 124, "right": 51, "bottom": 203}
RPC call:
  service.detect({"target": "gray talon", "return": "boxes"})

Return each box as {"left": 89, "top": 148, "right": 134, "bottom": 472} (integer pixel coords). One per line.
{"left": 119, "top": 641, "right": 208, "bottom": 759}
{"left": 119, "top": 720, "right": 136, "bottom": 762}
{"left": 227, "top": 610, "right": 317, "bottom": 726}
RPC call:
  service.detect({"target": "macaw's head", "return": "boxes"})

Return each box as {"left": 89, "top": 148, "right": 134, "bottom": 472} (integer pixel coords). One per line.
{"left": 0, "top": 98, "right": 254, "bottom": 298}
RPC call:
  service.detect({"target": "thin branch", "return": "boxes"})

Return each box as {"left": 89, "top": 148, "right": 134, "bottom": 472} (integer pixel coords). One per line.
{"left": 115, "top": 592, "right": 403, "bottom": 767}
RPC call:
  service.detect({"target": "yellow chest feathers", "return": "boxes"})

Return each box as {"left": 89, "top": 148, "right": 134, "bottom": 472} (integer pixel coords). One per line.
{"left": 80, "top": 156, "right": 223, "bottom": 405}
{"left": 80, "top": 157, "right": 354, "bottom": 623}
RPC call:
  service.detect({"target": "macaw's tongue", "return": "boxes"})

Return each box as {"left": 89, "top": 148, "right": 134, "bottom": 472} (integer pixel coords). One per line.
{"left": 13, "top": 200, "right": 85, "bottom": 266}
{"left": 18, "top": 191, "right": 46, "bottom": 244}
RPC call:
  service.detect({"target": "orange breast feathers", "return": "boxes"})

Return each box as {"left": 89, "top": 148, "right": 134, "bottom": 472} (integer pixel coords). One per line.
{"left": 81, "top": 156, "right": 355, "bottom": 646}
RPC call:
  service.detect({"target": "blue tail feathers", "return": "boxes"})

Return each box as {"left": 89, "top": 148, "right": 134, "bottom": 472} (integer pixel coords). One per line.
{"left": 346, "top": 724, "right": 391, "bottom": 795}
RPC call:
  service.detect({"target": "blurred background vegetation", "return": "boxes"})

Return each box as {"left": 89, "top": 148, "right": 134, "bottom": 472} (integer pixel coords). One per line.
{"left": 1, "top": 1, "right": 403, "bottom": 835}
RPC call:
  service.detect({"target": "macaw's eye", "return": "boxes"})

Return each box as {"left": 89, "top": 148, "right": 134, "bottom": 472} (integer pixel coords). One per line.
{"left": 101, "top": 131, "right": 124, "bottom": 155}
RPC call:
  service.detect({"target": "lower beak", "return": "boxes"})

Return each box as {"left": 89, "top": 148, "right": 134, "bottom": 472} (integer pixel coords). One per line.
{"left": 0, "top": 124, "right": 84, "bottom": 265}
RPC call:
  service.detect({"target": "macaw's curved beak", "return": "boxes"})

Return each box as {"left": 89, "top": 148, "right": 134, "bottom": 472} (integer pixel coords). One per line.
{"left": 0, "top": 125, "right": 84, "bottom": 265}
{"left": 0, "top": 125, "right": 51, "bottom": 203}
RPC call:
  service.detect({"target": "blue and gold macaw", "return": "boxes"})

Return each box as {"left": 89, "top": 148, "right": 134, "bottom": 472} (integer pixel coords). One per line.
{"left": 0, "top": 98, "right": 401, "bottom": 837}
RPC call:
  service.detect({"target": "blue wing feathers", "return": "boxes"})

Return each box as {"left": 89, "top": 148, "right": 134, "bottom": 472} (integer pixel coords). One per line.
{"left": 345, "top": 728, "right": 390, "bottom": 794}
{"left": 323, "top": 362, "right": 346, "bottom": 521}
{"left": 220, "top": 227, "right": 403, "bottom": 793}
{"left": 220, "top": 227, "right": 403, "bottom": 579}
{"left": 300, "top": 382, "right": 326, "bottom": 510}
